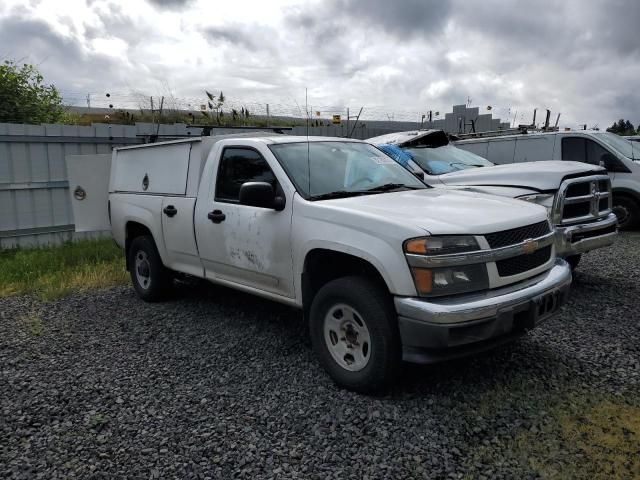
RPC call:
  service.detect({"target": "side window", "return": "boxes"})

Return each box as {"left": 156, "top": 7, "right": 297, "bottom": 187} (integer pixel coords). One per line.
{"left": 216, "top": 148, "right": 277, "bottom": 202}
{"left": 562, "top": 137, "right": 587, "bottom": 163}
{"left": 585, "top": 139, "right": 610, "bottom": 166}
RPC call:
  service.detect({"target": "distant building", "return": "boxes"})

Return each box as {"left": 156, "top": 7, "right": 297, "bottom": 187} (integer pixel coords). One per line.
{"left": 421, "top": 104, "right": 511, "bottom": 134}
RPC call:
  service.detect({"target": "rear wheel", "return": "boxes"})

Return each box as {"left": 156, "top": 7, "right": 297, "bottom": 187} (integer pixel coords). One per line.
{"left": 309, "top": 276, "right": 401, "bottom": 393}
{"left": 128, "top": 235, "right": 173, "bottom": 302}
{"left": 612, "top": 196, "right": 639, "bottom": 230}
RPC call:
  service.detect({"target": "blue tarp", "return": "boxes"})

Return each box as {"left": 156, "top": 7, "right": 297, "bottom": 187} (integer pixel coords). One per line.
{"left": 377, "top": 144, "right": 415, "bottom": 168}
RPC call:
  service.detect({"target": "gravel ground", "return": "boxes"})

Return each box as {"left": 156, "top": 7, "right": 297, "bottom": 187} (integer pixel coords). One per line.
{"left": 1, "top": 233, "right": 639, "bottom": 479}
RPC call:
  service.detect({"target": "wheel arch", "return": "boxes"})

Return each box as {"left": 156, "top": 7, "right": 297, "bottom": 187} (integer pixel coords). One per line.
{"left": 301, "top": 248, "right": 391, "bottom": 319}
{"left": 612, "top": 187, "right": 640, "bottom": 204}
{"left": 125, "top": 221, "right": 154, "bottom": 271}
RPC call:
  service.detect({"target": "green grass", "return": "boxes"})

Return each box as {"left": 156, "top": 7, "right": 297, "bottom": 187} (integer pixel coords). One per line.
{"left": 462, "top": 374, "right": 640, "bottom": 480}
{"left": 514, "top": 397, "right": 640, "bottom": 479}
{"left": 0, "top": 239, "right": 128, "bottom": 301}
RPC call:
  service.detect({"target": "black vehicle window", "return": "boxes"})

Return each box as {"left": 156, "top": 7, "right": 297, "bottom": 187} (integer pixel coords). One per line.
{"left": 562, "top": 137, "right": 587, "bottom": 162}
{"left": 585, "top": 139, "right": 610, "bottom": 165}
{"left": 216, "top": 148, "right": 277, "bottom": 202}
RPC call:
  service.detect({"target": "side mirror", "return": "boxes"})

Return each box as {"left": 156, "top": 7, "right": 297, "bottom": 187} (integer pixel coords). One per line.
{"left": 239, "top": 182, "right": 285, "bottom": 211}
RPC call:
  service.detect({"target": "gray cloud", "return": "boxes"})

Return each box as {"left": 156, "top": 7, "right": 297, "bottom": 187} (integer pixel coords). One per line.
{"left": 284, "top": 8, "right": 372, "bottom": 78}
{"left": 203, "top": 25, "right": 259, "bottom": 50}
{"left": 335, "top": 0, "right": 452, "bottom": 38}
{"left": 89, "top": 3, "right": 144, "bottom": 46}
{"left": 1, "top": 0, "right": 638, "bottom": 128}
{"left": 146, "top": 0, "right": 194, "bottom": 10}
{"left": 0, "top": 14, "right": 132, "bottom": 97}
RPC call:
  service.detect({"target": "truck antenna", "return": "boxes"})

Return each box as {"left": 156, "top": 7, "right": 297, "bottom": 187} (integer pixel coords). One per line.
{"left": 306, "top": 87, "right": 310, "bottom": 194}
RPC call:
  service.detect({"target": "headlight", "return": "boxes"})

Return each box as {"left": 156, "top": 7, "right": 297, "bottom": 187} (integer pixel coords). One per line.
{"left": 517, "top": 193, "right": 555, "bottom": 209}
{"left": 404, "top": 235, "right": 480, "bottom": 255}
{"left": 411, "top": 264, "right": 489, "bottom": 297}
{"left": 404, "top": 236, "right": 488, "bottom": 296}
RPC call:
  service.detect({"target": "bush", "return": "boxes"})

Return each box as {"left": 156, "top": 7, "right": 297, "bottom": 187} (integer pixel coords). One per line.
{"left": 0, "top": 60, "right": 64, "bottom": 124}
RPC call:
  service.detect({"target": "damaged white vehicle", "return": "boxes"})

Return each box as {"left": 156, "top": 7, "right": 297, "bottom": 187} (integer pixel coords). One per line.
{"left": 368, "top": 130, "right": 618, "bottom": 270}
{"left": 68, "top": 134, "right": 572, "bottom": 392}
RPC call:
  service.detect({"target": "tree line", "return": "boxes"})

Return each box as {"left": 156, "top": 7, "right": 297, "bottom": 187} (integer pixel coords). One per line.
{"left": 606, "top": 119, "right": 639, "bottom": 136}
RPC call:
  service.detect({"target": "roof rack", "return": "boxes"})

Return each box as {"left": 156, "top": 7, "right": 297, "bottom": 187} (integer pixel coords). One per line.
{"left": 186, "top": 125, "right": 293, "bottom": 136}
{"left": 136, "top": 125, "right": 294, "bottom": 143}
{"left": 451, "top": 125, "right": 560, "bottom": 140}
{"left": 449, "top": 108, "right": 560, "bottom": 140}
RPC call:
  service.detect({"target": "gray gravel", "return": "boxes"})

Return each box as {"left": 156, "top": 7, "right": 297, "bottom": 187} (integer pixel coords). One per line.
{"left": 1, "top": 233, "right": 639, "bottom": 479}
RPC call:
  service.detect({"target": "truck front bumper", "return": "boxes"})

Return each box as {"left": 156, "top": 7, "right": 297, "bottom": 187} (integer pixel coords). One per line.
{"left": 555, "top": 213, "right": 618, "bottom": 257}
{"left": 394, "top": 260, "right": 572, "bottom": 364}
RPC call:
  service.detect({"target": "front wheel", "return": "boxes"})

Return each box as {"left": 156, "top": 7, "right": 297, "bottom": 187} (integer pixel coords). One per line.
{"left": 128, "top": 235, "right": 173, "bottom": 302}
{"left": 612, "top": 196, "right": 639, "bottom": 230}
{"left": 309, "top": 276, "right": 401, "bottom": 393}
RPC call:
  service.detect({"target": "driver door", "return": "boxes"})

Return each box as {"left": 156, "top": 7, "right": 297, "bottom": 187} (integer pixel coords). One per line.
{"left": 194, "top": 146, "right": 294, "bottom": 298}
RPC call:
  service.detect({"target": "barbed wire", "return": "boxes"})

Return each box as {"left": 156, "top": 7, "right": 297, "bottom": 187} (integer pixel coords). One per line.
{"left": 0, "top": 89, "right": 604, "bottom": 129}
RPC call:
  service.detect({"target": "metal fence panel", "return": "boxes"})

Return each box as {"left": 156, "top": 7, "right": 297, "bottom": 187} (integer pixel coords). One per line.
{"left": 0, "top": 113, "right": 507, "bottom": 249}
{"left": 0, "top": 121, "right": 409, "bottom": 248}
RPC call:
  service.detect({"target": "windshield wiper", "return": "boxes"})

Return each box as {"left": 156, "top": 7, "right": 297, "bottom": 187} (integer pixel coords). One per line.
{"left": 364, "top": 183, "right": 423, "bottom": 192}
{"left": 449, "top": 162, "right": 485, "bottom": 169}
{"left": 308, "top": 190, "right": 369, "bottom": 201}
{"left": 309, "top": 183, "right": 423, "bottom": 200}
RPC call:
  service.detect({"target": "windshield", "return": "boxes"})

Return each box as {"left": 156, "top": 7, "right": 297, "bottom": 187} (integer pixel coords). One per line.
{"left": 594, "top": 132, "right": 637, "bottom": 159}
{"left": 404, "top": 144, "right": 494, "bottom": 174}
{"left": 269, "top": 141, "right": 426, "bottom": 199}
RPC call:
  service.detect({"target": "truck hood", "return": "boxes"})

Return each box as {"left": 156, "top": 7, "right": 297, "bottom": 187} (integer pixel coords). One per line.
{"left": 439, "top": 161, "right": 605, "bottom": 191}
{"left": 315, "top": 188, "right": 549, "bottom": 235}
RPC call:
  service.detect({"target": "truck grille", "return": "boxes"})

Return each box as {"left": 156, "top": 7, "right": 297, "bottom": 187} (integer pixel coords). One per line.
{"left": 557, "top": 175, "right": 612, "bottom": 225}
{"left": 485, "top": 221, "right": 550, "bottom": 249}
{"left": 496, "top": 245, "right": 552, "bottom": 277}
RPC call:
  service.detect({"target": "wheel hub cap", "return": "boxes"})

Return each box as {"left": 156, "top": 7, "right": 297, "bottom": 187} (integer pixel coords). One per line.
{"left": 324, "top": 304, "right": 371, "bottom": 372}
{"left": 612, "top": 205, "right": 629, "bottom": 224}
{"left": 134, "top": 251, "right": 151, "bottom": 290}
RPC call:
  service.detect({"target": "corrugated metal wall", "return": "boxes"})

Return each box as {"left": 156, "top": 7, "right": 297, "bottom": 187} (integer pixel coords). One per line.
{"left": 0, "top": 113, "right": 513, "bottom": 249}
{"left": 0, "top": 122, "right": 398, "bottom": 248}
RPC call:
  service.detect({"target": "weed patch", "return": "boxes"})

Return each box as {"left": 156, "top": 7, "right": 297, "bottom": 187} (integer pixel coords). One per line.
{"left": 0, "top": 240, "right": 128, "bottom": 300}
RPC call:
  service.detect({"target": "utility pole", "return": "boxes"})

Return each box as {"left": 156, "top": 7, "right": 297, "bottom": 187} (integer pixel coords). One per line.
{"left": 266, "top": 104, "right": 270, "bottom": 125}
{"left": 156, "top": 96, "right": 165, "bottom": 136}
{"left": 348, "top": 107, "right": 363, "bottom": 138}
{"left": 86, "top": 93, "right": 91, "bottom": 109}
{"left": 346, "top": 108, "right": 349, "bottom": 137}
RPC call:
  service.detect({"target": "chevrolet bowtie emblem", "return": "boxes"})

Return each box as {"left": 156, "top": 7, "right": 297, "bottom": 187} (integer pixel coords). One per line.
{"left": 522, "top": 239, "right": 538, "bottom": 254}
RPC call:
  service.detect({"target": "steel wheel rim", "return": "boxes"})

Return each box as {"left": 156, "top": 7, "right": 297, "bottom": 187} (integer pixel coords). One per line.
{"left": 612, "top": 205, "right": 629, "bottom": 225}
{"left": 135, "top": 250, "right": 151, "bottom": 290}
{"left": 323, "top": 303, "right": 371, "bottom": 372}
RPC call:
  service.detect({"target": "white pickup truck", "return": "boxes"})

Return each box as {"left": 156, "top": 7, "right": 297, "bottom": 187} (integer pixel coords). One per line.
{"left": 67, "top": 133, "right": 572, "bottom": 392}
{"left": 368, "top": 130, "right": 618, "bottom": 270}
{"left": 453, "top": 129, "right": 640, "bottom": 229}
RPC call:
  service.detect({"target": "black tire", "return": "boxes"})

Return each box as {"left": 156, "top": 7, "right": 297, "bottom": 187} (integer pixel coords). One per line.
{"left": 128, "top": 235, "right": 173, "bottom": 302}
{"left": 612, "top": 196, "right": 639, "bottom": 230}
{"left": 309, "top": 276, "right": 401, "bottom": 393}
{"left": 566, "top": 254, "right": 582, "bottom": 271}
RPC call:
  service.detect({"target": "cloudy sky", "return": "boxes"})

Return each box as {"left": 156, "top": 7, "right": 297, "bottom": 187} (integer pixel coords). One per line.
{"left": 1, "top": 0, "right": 639, "bottom": 128}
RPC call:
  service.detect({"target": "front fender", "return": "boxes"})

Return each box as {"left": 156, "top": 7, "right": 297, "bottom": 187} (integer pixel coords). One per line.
{"left": 293, "top": 229, "right": 418, "bottom": 304}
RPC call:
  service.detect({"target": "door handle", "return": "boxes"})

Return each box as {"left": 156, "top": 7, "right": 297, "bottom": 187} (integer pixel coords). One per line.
{"left": 163, "top": 205, "right": 178, "bottom": 217}
{"left": 207, "top": 210, "right": 226, "bottom": 223}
